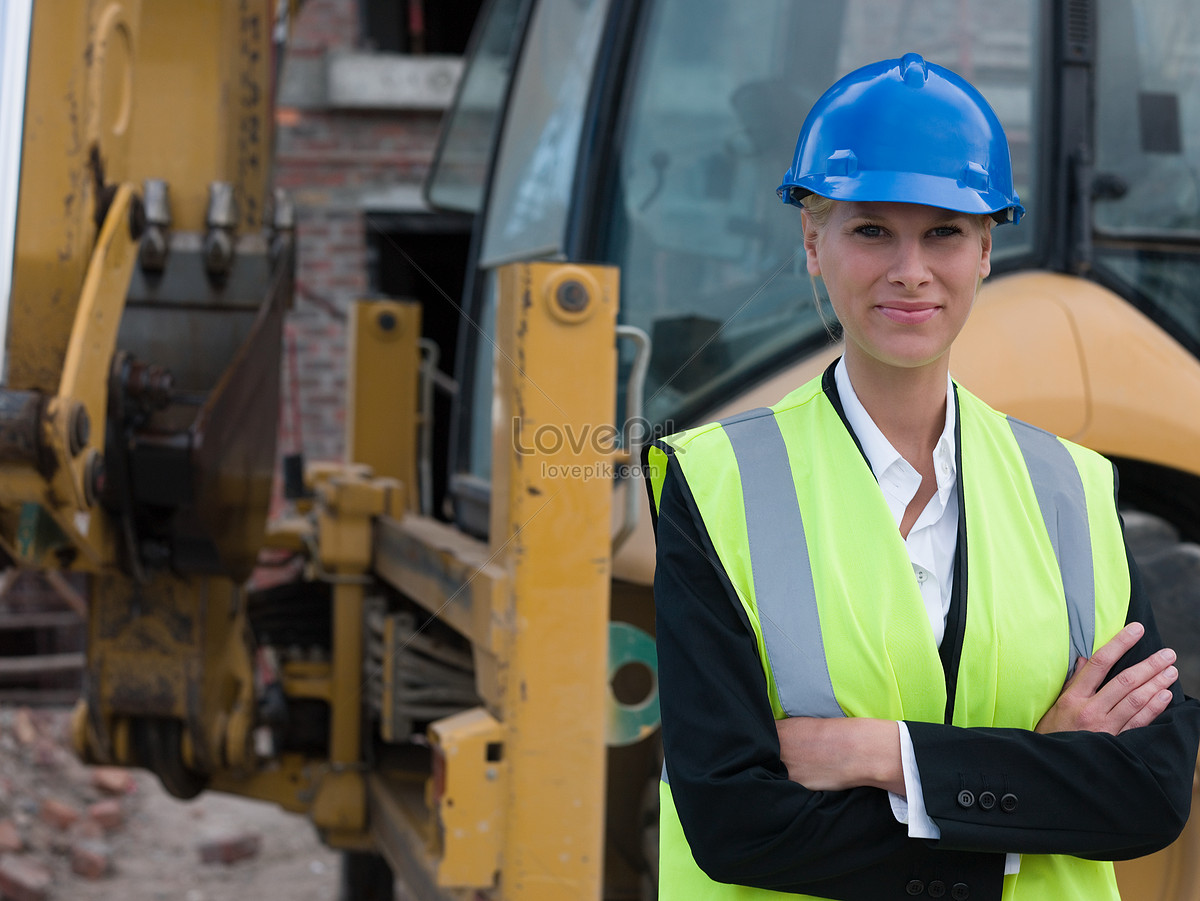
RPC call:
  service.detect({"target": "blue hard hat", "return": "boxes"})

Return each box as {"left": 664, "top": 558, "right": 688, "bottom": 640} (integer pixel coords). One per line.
{"left": 777, "top": 52, "right": 1024, "bottom": 224}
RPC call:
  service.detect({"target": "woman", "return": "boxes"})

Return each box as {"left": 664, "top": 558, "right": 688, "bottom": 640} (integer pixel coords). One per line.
{"left": 644, "top": 53, "right": 1200, "bottom": 900}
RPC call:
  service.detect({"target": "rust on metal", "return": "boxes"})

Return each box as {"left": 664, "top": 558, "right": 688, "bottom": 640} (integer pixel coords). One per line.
{"left": 0, "top": 390, "right": 46, "bottom": 465}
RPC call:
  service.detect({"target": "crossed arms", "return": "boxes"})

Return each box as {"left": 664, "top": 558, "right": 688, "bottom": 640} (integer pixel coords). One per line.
{"left": 653, "top": 458, "right": 1200, "bottom": 895}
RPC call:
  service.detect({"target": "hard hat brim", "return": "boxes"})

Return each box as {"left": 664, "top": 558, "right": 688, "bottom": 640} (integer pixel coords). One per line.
{"left": 779, "top": 170, "right": 1024, "bottom": 224}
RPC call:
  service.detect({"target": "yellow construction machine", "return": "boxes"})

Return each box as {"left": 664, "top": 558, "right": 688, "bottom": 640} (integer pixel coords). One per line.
{"left": 0, "top": 0, "right": 291, "bottom": 797}
{"left": 5, "top": 1, "right": 1200, "bottom": 900}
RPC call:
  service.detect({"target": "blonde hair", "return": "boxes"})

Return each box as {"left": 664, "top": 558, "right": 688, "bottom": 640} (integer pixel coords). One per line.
{"left": 799, "top": 193, "right": 994, "bottom": 235}
{"left": 799, "top": 193, "right": 837, "bottom": 228}
{"left": 797, "top": 195, "right": 841, "bottom": 338}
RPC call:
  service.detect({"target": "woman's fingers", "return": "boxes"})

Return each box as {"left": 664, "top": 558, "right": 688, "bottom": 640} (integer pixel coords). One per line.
{"left": 1094, "top": 646, "right": 1177, "bottom": 728}
{"left": 1109, "top": 663, "right": 1178, "bottom": 733}
{"left": 1037, "top": 624, "right": 1178, "bottom": 735}
{"left": 1070, "top": 622, "right": 1145, "bottom": 694}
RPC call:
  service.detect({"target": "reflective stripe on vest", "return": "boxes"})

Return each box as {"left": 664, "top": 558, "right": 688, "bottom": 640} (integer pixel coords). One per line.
{"left": 718, "top": 404, "right": 1096, "bottom": 718}
{"left": 719, "top": 407, "right": 843, "bottom": 720}
{"left": 1006, "top": 416, "right": 1095, "bottom": 668}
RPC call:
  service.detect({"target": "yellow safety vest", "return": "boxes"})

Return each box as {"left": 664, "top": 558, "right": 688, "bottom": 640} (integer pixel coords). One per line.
{"left": 646, "top": 375, "right": 1131, "bottom": 900}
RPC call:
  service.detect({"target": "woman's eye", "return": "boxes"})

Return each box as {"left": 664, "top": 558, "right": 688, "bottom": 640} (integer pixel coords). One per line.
{"left": 931, "top": 225, "right": 964, "bottom": 238}
{"left": 854, "top": 224, "right": 884, "bottom": 237}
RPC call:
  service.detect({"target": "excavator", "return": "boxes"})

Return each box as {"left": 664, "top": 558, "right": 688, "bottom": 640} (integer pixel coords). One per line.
{"left": 3, "top": 0, "right": 1200, "bottom": 899}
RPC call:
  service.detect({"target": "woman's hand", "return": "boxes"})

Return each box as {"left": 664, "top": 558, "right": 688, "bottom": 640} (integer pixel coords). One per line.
{"left": 1035, "top": 622, "right": 1178, "bottom": 735}
{"left": 775, "top": 717, "right": 904, "bottom": 794}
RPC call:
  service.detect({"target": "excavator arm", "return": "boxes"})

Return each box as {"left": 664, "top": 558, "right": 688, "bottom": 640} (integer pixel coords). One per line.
{"left": 0, "top": 0, "right": 293, "bottom": 796}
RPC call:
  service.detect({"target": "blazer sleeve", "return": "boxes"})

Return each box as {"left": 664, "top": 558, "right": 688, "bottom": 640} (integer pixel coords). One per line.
{"left": 909, "top": 538, "right": 1200, "bottom": 860}
{"left": 652, "top": 452, "right": 1007, "bottom": 899}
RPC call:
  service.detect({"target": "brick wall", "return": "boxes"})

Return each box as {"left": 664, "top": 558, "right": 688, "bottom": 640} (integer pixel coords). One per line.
{"left": 274, "top": 0, "right": 444, "bottom": 466}
{"left": 287, "top": 0, "right": 359, "bottom": 54}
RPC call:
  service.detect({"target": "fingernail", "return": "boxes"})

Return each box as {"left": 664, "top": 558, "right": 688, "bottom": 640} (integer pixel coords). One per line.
{"left": 1160, "top": 648, "right": 1177, "bottom": 664}
{"left": 1165, "top": 666, "right": 1178, "bottom": 681}
{"left": 1128, "top": 622, "right": 1145, "bottom": 638}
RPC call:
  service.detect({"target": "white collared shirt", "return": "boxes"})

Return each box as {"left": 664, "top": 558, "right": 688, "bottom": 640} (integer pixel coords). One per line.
{"left": 835, "top": 359, "right": 1020, "bottom": 876}
{"left": 834, "top": 359, "right": 958, "bottom": 644}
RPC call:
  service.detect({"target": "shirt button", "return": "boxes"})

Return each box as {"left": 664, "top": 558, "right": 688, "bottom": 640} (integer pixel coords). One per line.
{"left": 1001, "top": 793, "right": 1019, "bottom": 813}
{"left": 915, "top": 568, "right": 928, "bottom": 584}
{"left": 978, "top": 791, "right": 997, "bottom": 810}
{"left": 957, "top": 789, "right": 975, "bottom": 809}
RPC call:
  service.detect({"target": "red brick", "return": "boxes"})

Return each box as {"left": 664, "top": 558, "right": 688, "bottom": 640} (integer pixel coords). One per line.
{"left": 12, "top": 708, "right": 36, "bottom": 745}
{"left": 39, "top": 797, "right": 80, "bottom": 830}
{"left": 70, "top": 840, "right": 113, "bottom": 879}
{"left": 74, "top": 818, "right": 104, "bottom": 841}
{"left": 31, "top": 740, "right": 58, "bottom": 769}
{"left": 87, "top": 799, "right": 123, "bottom": 832}
{"left": 197, "top": 831, "right": 261, "bottom": 865}
{"left": 290, "top": 0, "right": 358, "bottom": 53}
{"left": 0, "top": 820, "right": 21, "bottom": 853}
{"left": 90, "top": 766, "right": 136, "bottom": 795}
{"left": 0, "top": 855, "right": 51, "bottom": 901}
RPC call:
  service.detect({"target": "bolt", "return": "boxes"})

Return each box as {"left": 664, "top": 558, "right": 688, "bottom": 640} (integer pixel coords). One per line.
{"left": 555, "top": 279, "right": 590, "bottom": 313}
{"left": 126, "top": 361, "right": 174, "bottom": 411}
{"left": 139, "top": 226, "right": 168, "bottom": 272}
{"left": 83, "top": 451, "right": 105, "bottom": 507}
{"left": 204, "top": 182, "right": 238, "bottom": 281}
{"left": 377, "top": 310, "right": 397, "bottom": 332}
{"left": 203, "top": 229, "right": 234, "bottom": 279}
{"left": 143, "top": 179, "right": 172, "bottom": 227}
{"left": 206, "top": 181, "right": 238, "bottom": 229}
{"left": 68, "top": 404, "right": 91, "bottom": 456}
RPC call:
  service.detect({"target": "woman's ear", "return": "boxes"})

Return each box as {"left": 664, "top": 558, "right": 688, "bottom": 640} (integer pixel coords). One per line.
{"left": 801, "top": 211, "right": 821, "bottom": 277}
{"left": 978, "top": 220, "right": 994, "bottom": 281}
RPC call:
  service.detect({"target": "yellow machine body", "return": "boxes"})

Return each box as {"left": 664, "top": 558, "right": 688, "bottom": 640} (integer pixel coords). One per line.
{"left": 4, "top": 2, "right": 1200, "bottom": 901}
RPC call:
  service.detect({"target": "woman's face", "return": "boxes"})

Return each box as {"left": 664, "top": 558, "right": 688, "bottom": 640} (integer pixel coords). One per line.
{"left": 802, "top": 200, "right": 992, "bottom": 377}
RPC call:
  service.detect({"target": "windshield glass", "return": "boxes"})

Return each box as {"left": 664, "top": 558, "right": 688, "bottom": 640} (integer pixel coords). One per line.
{"left": 424, "top": 0, "right": 526, "bottom": 213}
{"left": 0, "top": 0, "right": 32, "bottom": 384}
{"left": 478, "top": 0, "right": 612, "bottom": 266}
{"left": 1094, "top": 0, "right": 1200, "bottom": 238}
{"left": 1091, "top": 0, "right": 1200, "bottom": 357}
{"left": 602, "top": 0, "right": 1040, "bottom": 427}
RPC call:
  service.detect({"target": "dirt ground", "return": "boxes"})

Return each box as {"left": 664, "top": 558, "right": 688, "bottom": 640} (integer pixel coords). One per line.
{"left": 68, "top": 778, "right": 345, "bottom": 901}
{"left": 0, "top": 705, "right": 350, "bottom": 901}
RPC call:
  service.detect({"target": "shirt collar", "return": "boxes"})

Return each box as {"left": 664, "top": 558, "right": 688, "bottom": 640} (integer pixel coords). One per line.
{"left": 834, "top": 357, "right": 957, "bottom": 502}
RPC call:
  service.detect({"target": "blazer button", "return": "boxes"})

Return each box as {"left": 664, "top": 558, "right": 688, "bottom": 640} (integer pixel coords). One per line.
{"left": 906, "top": 879, "right": 925, "bottom": 895}
{"left": 957, "top": 789, "right": 975, "bottom": 808}
{"left": 978, "top": 791, "right": 997, "bottom": 810}
{"left": 928, "top": 879, "right": 947, "bottom": 897}
{"left": 951, "top": 883, "right": 970, "bottom": 900}
{"left": 1000, "top": 792, "right": 1019, "bottom": 813}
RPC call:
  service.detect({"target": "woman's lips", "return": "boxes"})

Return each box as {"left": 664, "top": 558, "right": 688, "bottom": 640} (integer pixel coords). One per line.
{"left": 876, "top": 303, "right": 939, "bottom": 325}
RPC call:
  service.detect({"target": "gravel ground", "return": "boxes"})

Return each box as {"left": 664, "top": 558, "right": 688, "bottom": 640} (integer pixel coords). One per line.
{"left": 0, "top": 706, "right": 346, "bottom": 901}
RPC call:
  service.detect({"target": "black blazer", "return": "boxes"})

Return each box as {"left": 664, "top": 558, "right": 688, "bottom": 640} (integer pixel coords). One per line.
{"left": 648, "top": 368, "right": 1200, "bottom": 901}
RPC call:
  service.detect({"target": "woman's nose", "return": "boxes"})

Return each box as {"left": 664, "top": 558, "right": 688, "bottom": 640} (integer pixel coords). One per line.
{"left": 888, "top": 240, "right": 932, "bottom": 291}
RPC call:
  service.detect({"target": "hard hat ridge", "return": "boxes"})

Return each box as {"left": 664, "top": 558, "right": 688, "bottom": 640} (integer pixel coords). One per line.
{"left": 777, "top": 52, "right": 1024, "bottom": 225}
{"left": 900, "top": 51, "right": 929, "bottom": 88}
